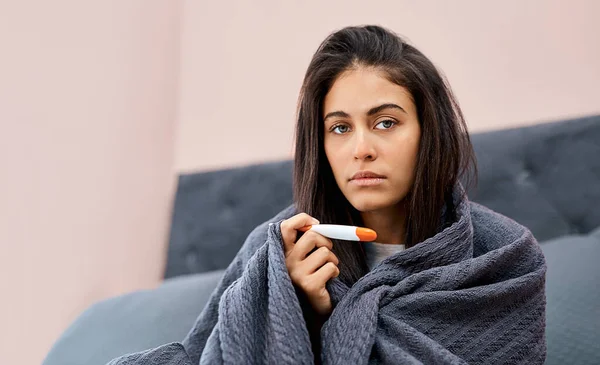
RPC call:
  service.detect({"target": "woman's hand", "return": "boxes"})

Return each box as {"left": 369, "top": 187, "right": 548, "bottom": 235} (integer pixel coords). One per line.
{"left": 280, "top": 213, "right": 340, "bottom": 315}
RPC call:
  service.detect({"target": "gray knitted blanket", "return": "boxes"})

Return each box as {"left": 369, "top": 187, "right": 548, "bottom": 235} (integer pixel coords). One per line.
{"left": 109, "top": 191, "right": 546, "bottom": 364}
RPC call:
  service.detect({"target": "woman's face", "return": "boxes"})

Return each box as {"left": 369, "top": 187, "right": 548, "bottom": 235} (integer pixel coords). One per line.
{"left": 323, "top": 67, "right": 421, "bottom": 213}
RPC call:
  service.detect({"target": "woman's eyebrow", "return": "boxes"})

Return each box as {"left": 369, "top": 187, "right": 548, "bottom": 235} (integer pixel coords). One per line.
{"left": 323, "top": 110, "right": 350, "bottom": 122}
{"left": 367, "top": 103, "right": 406, "bottom": 115}
{"left": 324, "top": 103, "right": 406, "bottom": 122}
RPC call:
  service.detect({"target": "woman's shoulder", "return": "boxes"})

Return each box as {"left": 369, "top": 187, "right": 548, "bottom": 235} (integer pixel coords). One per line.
{"left": 468, "top": 201, "right": 538, "bottom": 255}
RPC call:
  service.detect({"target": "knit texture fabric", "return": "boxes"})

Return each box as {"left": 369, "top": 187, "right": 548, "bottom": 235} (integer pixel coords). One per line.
{"left": 108, "top": 186, "right": 546, "bottom": 364}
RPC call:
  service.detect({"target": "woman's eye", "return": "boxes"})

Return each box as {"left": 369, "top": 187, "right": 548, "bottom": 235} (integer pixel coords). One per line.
{"left": 332, "top": 124, "right": 350, "bottom": 134}
{"left": 375, "top": 120, "right": 396, "bottom": 130}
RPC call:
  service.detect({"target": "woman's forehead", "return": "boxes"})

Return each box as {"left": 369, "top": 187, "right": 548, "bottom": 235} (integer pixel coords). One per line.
{"left": 323, "top": 69, "right": 415, "bottom": 117}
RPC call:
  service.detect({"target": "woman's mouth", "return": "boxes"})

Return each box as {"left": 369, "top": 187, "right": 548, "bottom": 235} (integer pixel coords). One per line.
{"left": 349, "top": 171, "right": 386, "bottom": 186}
{"left": 349, "top": 177, "right": 386, "bottom": 186}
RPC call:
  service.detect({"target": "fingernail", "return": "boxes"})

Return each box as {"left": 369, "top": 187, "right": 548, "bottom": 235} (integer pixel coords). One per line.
{"left": 312, "top": 218, "right": 320, "bottom": 224}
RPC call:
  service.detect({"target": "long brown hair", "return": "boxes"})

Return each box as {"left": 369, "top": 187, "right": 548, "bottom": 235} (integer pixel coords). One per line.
{"left": 293, "top": 25, "right": 477, "bottom": 285}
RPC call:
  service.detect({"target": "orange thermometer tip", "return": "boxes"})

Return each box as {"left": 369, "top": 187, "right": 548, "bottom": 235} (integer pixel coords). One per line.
{"left": 356, "top": 227, "right": 377, "bottom": 241}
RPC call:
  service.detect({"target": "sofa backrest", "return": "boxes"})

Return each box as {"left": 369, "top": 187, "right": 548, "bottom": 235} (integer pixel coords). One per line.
{"left": 165, "top": 115, "right": 600, "bottom": 278}
{"left": 166, "top": 161, "right": 294, "bottom": 278}
{"left": 469, "top": 115, "right": 600, "bottom": 240}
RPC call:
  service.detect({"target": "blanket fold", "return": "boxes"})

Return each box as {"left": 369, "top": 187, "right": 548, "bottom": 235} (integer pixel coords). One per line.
{"left": 108, "top": 187, "right": 546, "bottom": 365}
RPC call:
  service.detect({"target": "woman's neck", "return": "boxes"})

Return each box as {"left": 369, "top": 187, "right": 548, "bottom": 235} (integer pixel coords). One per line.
{"left": 360, "top": 201, "right": 407, "bottom": 245}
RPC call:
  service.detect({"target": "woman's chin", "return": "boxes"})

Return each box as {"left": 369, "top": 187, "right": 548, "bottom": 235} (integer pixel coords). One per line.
{"left": 348, "top": 196, "right": 394, "bottom": 213}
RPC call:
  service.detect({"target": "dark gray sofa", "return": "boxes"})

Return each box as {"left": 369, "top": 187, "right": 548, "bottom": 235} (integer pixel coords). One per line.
{"left": 43, "top": 115, "right": 600, "bottom": 365}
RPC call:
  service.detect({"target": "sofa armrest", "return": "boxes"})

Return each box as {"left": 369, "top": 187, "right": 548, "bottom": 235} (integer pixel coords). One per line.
{"left": 42, "top": 270, "right": 224, "bottom": 365}
{"left": 541, "top": 227, "right": 600, "bottom": 365}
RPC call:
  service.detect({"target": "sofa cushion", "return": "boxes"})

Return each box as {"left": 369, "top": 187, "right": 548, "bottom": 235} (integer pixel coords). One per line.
{"left": 42, "top": 270, "right": 225, "bottom": 365}
{"left": 541, "top": 226, "right": 600, "bottom": 365}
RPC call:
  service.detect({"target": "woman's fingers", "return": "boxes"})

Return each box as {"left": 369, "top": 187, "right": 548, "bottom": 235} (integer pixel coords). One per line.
{"left": 280, "top": 213, "right": 319, "bottom": 254}
{"left": 290, "top": 230, "right": 333, "bottom": 260}
{"left": 281, "top": 213, "right": 338, "bottom": 316}
{"left": 311, "top": 261, "right": 340, "bottom": 285}
{"left": 301, "top": 246, "right": 339, "bottom": 274}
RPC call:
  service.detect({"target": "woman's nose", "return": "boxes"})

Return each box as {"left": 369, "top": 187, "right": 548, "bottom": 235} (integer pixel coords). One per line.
{"left": 353, "top": 131, "right": 377, "bottom": 161}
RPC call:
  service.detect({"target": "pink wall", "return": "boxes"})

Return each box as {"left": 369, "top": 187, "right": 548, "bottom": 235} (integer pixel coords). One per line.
{"left": 1, "top": 1, "right": 599, "bottom": 365}
{"left": 175, "top": 0, "right": 600, "bottom": 172}
{"left": 0, "top": 1, "right": 181, "bottom": 364}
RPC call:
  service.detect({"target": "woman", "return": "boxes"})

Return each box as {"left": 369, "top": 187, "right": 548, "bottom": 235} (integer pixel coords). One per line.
{"left": 109, "top": 25, "right": 546, "bottom": 365}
